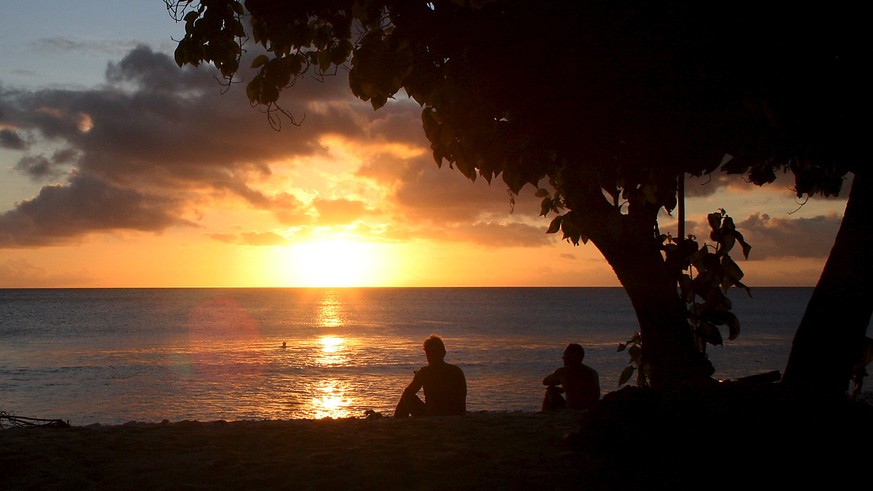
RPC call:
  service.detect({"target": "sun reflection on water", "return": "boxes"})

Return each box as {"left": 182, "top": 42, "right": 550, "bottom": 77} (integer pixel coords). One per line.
{"left": 306, "top": 336, "right": 356, "bottom": 418}
{"left": 315, "top": 336, "right": 348, "bottom": 366}
{"left": 309, "top": 379, "right": 354, "bottom": 419}
{"left": 317, "top": 292, "right": 344, "bottom": 328}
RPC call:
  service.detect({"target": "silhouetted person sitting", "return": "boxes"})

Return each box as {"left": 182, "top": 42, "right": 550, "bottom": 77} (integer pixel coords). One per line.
{"left": 542, "top": 343, "right": 600, "bottom": 411}
{"left": 394, "top": 335, "right": 467, "bottom": 418}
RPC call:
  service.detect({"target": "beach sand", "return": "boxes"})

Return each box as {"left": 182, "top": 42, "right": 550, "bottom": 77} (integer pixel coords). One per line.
{"left": 2, "top": 394, "right": 870, "bottom": 491}
{"left": 0, "top": 411, "right": 593, "bottom": 490}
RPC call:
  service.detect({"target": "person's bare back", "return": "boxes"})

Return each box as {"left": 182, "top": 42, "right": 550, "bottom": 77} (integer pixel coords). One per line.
{"left": 395, "top": 335, "right": 467, "bottom": 418}
{"left": 542, "top": 343, "right": 600, "bottom": 411}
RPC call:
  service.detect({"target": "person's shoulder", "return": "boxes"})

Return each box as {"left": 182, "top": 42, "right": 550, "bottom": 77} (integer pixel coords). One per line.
{"left": 445, "top": 362, "right": 465, "bottom": 376}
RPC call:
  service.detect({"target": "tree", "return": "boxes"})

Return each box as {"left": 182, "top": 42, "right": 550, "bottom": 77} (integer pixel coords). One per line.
{"left": 711, "top": 5, "right": 871, "bottom": 400}
{"left": 164, "top": 0, "right": 867, "bottom": 394}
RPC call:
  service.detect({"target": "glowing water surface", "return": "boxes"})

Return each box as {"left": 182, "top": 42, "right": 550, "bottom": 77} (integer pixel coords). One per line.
{"left": 2, "top": 287, "right": 862, "bottom": 425}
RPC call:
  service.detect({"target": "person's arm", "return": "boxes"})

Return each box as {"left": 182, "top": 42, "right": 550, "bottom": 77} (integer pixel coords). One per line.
{"left": 543, "top": 368, "right": 563, "bottom": 386}
{"left": 402, "top": 369, "right": 425, "bottom": 399}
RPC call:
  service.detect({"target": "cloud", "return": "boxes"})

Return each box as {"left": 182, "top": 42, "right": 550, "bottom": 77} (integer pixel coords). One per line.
{"left": 365, "top": 151, "right": 530, "bottom": 223}
{"left": 207, "top": 233, "right": 237, "bottom": 244}
{"left": 685, "top": 212, "right": 841, "bottom": 261}
{"left": 4, "top": 45, "right": 361, "bottom": 179}
{"left": 241, "top": 231, "right": 288, "bottom": 246}
{"left": 270, "top": 192, "right": 312, "bottom": 226}
{"left": 736, "top": 212, "right": 841, "bottom": 259}
{"left": 14, "top": 155, "right": 55, "bottom": 179}
{"left": 0, "top": 44, "right": 557, "bottom": 250}
{"left": 462, "top": 221, "right": 556, "bottom": 247}
{"left": 0, "top": 257, "right": 92, "bottom": 288}
{"left": 0, "top": 46, "right": 369, "bottom": 247}
{"left": 0, "top": 128, "right": 27, "bottom": 150}
{"left": 13, "top": 148, "right": 78, "bottom": 180}
{"left": 33, "top": 37, "right": 144, "bottom": 58}
{"left": 312, "top": 198, "right": 378, "bottom": 225}
{"left": 0, "top": 173, "right": 191, "bottom": 247}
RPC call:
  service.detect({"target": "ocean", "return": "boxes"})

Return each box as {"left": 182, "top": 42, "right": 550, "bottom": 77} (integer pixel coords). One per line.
{"left": 1, "top": 287, "right": 867, "bottom": 425}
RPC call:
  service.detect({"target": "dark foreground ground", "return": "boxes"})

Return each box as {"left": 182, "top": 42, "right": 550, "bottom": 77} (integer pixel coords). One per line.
{"left": 1, "top": 385, "right": 870, "bottom": 490}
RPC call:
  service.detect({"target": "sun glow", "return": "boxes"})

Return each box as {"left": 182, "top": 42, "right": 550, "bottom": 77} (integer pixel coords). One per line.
{"left": 271, "top": 237, "right": 395, "bottom": 287}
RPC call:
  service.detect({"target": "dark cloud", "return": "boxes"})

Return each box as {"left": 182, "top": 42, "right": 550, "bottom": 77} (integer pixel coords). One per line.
{"left": 0, "top": 44, "right": 553, "bottom": 249}
{"left": 105, "top": 43, "right": 208, "bottom": 93}
{"left": 362, "top": 99, "right": 429, "bottom": 145}
{"left": 0, "top": 173, "right": 191, "bottom": 247}
{"left": 736, "top": 212, "right": 840, "bottom": 259}
{"left": 0, "top": 128, "right": 27, "bottom": 150}
{"left": 13, "top": 147, "right": 78, "bottom": 180}
{"left": 14, "top": 155, "right": 55, "bottom": 179}
{"left": 5, "top": 45, "right": 363, "bottom": 182}
{"left": 684, "top": 173, "right": 736, "bottom": 198}
{"left": 0, "top": 45, "right": 382, "bottom": 247}
{"left": 33, "top": 37, "right": 142, "bottom": 57}
{"left": 685, "top": 212, "right": 841, "bottom": 260}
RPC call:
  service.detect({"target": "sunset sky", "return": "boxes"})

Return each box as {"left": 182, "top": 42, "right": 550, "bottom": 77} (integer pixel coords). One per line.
{"left": 0, "top": 1, "right": 849, "bottom": 288}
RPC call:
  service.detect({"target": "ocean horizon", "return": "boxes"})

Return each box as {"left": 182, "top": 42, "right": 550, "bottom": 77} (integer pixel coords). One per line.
{"left": 1, "top": 287, "right": 868, "bottom": 425}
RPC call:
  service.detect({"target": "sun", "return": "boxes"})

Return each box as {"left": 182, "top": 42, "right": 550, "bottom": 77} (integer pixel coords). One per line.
{"left": 278, "top": 238, "right": 392, "bottom": 287}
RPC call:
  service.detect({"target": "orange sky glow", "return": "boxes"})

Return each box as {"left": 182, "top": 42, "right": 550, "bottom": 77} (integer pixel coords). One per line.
{"left": 0, "top": 3, "right": 849, "bottom": 289}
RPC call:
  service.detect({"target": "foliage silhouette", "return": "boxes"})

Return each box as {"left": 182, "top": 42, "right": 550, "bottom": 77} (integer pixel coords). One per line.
{"left": 164, "top": 0, "right": 870, "bottom": 396}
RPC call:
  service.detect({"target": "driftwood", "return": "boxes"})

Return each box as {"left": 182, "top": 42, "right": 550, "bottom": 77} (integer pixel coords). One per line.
{"left": 0, "top": 411, "right": 70, "bottom": 429}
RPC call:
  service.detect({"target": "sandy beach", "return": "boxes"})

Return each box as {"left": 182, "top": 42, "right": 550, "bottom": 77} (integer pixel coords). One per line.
{"left": 2, "top": 394, "right": 871, "bottom": 491}
{"left": 1, "top": 411, "right": 591, "bottom": 490}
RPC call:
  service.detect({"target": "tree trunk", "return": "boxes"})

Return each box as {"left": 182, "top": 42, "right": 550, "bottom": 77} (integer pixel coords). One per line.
{"left": 576, "top": 203, "right": 714, "bottom": 389}
{"left": 781, "top": 170, "right": 873, "bottom": 400}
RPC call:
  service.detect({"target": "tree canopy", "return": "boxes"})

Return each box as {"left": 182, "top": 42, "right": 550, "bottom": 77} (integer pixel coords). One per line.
{"left": 166, "top": 0, "right": 870, "bottom": 392}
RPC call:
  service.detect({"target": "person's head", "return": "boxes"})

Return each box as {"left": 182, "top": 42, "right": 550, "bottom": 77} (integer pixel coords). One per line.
{"left": 423, "top": 335, "right": 447, "bottom": 364}
{"left": 562, "top": 343, "right": 585, "bottom": 365}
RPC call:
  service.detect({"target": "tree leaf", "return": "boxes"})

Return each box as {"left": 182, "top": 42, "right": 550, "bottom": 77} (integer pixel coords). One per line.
{"left": 540, "top": 197, "right": 552, "bottom": 217}
{"left": 318, "top": 50, "right": 332, "bottom": 72}
{"left": 259, "top": 83, "right": 279, "bottom": 105}
{"left": 707, "top": 212, "right": 722, "bottom": 231}
{"left": 547, "top": 215, "right": 563, "bottom": 234}
{"left": 619, "top": 365, "right": 636, "bottom": 386}
{"left": 698, "top": 322, "right": 724, "bottom": 346}
{"left": 371, "top": 95, "right": 387, "bottom": 110}
{"left": 245, "top": 77, "right": 262, "bottom": 103}
{"left": 174, "top": 43, "right": 188, "bottom": 68}
{"left": 734, "top": 231, "right": 752, "bottom": 259}
{"left": 251, "top": 54, "right": 269, "bottom": 68}
{"left": 721, "top": 255, "right": 744, "bottom": 289}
